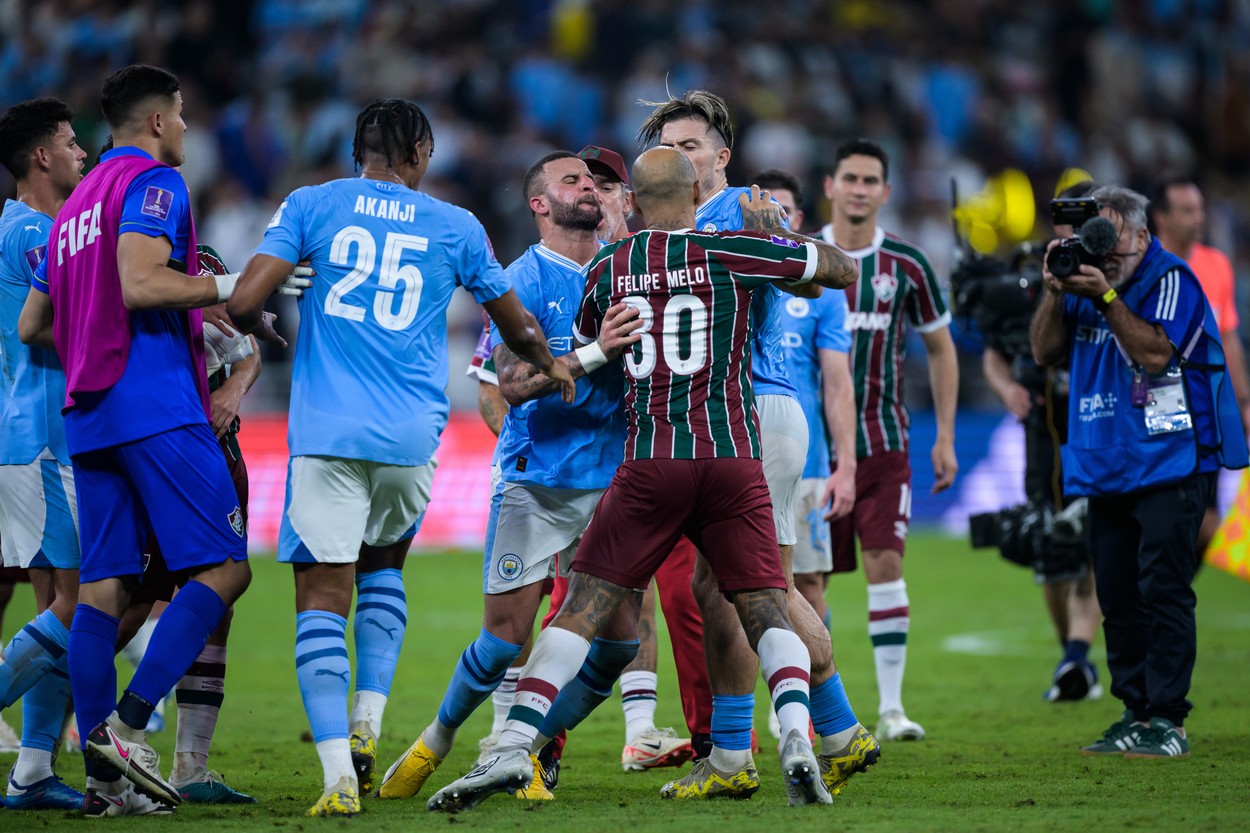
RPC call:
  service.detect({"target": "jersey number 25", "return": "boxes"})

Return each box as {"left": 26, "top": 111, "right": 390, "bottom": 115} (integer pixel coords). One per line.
{"left": 325, "top": 225, "right": 426, "bottom": 331}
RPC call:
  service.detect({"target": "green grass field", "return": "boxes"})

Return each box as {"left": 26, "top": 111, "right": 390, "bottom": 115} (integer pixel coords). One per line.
{"left": 3, "top": 533, "right": 1249, "bottom": 831}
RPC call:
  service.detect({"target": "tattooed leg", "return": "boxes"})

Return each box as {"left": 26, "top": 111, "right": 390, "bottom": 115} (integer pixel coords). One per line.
{"left": 548, "top": 572, "right": 635, "bottom": 641}
{"left": 730, "top": 588, "right": 794, "bottom": 652}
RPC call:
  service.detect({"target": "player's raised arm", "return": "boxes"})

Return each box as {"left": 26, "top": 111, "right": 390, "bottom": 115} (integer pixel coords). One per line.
{"left": 482, "top": 289, "right": 576, "bottom": 403}
{"left": 739, "top": 185, "right": 859, "bottom": 290}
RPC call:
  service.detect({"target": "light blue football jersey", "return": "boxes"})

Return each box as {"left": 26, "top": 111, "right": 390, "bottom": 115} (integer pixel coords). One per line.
{"left": 490, "top": 244, "right": 626, "bottom": 490}
{"left": 0, "top": 199, "right": 68, "bottom": 465}
{"left": 257, "top": 177, "right": 511, "bottom": 466}
{"left": 695, "top": 185, "right": 797, "bottom": 398}
{"left": 779, "top": 289, "right": 851, "bottom": 479}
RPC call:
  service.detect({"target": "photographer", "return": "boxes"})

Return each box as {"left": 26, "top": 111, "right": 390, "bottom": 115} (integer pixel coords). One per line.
{"left": 1030, "top": 185, "right": 1248, "bottom": 759}
{"left": 982, "top": 181, "right": 1102, "bottom": 703}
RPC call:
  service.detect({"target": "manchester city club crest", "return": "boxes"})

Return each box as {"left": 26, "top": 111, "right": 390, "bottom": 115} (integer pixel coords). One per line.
{"left": 701, "top": 222, "right": 718, "bottom": 232}
{"left": 228, "top": 506, "right": 245, "bottom": 537}
{"left": 871, "top": 272, "right": 899, "bottom": 302}
{"left": 498, "top": 553, "right": 524, "bottom": 580}
{"left": 786, "top": 297, "right": 810, "bottom": 318}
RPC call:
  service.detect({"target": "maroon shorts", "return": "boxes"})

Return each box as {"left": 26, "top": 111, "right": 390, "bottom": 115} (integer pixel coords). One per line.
{"left": 0, "top": 566, "right": 30, "bottom": 583}
{"left": 571, "top": 458, "right": 785, "bottom": 594}
{"left": 133, "top": 445, "right": 249, "bottom": 605}
{"left": 831, "top": 450, "right": 912, "bottom": 573}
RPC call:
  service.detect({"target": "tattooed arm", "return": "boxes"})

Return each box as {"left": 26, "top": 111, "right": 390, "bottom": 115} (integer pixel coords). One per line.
{"left": 739, "top": 186, "right": 859, "bottom": 291}
{"left": 477, "top": 381, "right": 509, "bottom": 436}
{"left": 496, "top": 302, "right": 642, "bottom": 406}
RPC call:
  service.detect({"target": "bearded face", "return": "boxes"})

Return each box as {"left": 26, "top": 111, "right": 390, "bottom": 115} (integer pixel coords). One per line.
{"left": 548, "top": 190, "right": 603, "bottom": 231}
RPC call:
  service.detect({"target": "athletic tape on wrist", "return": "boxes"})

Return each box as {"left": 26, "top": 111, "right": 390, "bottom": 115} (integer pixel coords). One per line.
{"left": 575, "top": 341, "right": 609, "bottom": 373}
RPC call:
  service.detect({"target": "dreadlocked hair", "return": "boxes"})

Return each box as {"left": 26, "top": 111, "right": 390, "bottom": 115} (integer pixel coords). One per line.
{"left": 352, "top": 98, "right": 433, "bottom": 170}
{"left": 637, "top": 89, "right": 734, "bottom": 150}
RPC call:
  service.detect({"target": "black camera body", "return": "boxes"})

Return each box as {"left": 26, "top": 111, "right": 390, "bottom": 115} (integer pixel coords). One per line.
{"left": 1044, "top": 198, "right": 1116, "bottom": 279}
{"left": 950, "top": 246, "right": 1042, "bottom": 358}
{"left": 969, "top": 499, "right": 1088, "bottom": 581}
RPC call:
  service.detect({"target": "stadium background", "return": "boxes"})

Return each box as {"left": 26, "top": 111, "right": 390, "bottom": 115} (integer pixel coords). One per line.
{"left": 3, "top": 0, "right": 1250, "bottom": 548}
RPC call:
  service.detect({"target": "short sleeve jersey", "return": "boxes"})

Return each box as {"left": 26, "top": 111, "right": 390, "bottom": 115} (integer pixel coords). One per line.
{"left": 576, "top": 229, "right": 817, "bottom": 462}
{"left": 823, "top": 225, "right": 950, "bottom": 459}
{"left": 0, "top": 200, "right": 67, "bottom": 465}
{"left": 779, "top": 288, "right": 851, "bottom": 479}
{"left": 256, "top": 177, "right": 510, "bottom": 466}
{"left": 36, "top": 148, "right": 203, "bottom": 456}
{"left": 488, "top": 244, "right": 626, "bottom": 490}
{"left": 695, "top": 185, "right": 797, "bottom": 399}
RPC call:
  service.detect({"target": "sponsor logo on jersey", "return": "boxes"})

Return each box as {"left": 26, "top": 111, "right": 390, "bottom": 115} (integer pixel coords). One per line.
{"left": 785, "top": 297, "right": 809, "bottom": 318}
{"left": 870, "top": 272, "right": 898, "bottom": 303}
{"left": 770, "top": 234, "right": 800, "bottom": 249}
{"left": 845, "top": 311, "right": 892, "bottom": 331}
{"left": 498, "top": 553, "right": 524, "bottom": 580}
{"left": 141, "top": 186, "right": 173, "bottom": 220}
{"left": 228, "top": 506, "right": 245, "bottom": 537}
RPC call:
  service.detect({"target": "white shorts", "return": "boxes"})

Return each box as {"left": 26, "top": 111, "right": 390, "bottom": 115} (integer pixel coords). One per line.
{"left": 0, "top": 451, "right": 80, "bottom": 570}
{"left": 792, "top": 477, "right": 832, "bottom": 574}
{"left": 278, "top": 455, "right": 436, "bottom": 564}
{"left": 483, "top": 476, "right": 605, "bottom": 594}
{"left": 758, "top": 394, "right": 808, "bottom": 547}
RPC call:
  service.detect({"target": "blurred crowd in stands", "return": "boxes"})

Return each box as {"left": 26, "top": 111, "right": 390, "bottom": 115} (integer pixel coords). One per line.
{"left": 3, "top": 0, "right": 1248, "bottom": 410}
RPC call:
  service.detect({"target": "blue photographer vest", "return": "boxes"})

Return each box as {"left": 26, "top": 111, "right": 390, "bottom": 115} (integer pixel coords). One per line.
{"left": 1062, "top": 246, "right": 1247, "bottom": 497}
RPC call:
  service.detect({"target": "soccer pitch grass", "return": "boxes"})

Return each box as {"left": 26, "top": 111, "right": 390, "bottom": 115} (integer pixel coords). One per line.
{"left": 3, "top": 533, "right": 1249, "bottom": 831}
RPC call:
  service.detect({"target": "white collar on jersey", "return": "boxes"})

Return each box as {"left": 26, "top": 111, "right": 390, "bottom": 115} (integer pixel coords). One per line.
{"left": 823, "top": 224, "right": 885, "bottom": 259}
{"left": 696, "top": 184, "right": 731, "bottom": 215}
{"left": 535, "top": 242, "right": 596, "bottom": 271}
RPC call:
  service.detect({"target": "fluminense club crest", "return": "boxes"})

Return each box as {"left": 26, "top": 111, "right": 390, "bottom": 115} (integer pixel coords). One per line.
{"left": 870, "top": 272, "right": 898, "bottom": 303}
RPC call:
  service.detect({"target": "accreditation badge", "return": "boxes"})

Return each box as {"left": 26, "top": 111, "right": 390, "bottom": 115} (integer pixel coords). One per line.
{"left": 1142, "top": 367, "right": 1193, "bottom": 435}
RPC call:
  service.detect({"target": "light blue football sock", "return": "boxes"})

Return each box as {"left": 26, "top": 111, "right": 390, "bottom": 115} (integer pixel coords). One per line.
{"left": 296, "top": 610, "right": 351, "bottom": 743}
{"left": 354, "top": 569, "right": 406, "bottom": 696}
{"left": 711, "top": 694, "right": 755, "bottom": 751}
{"left": 810, "top": 673, "right": 858, "bottom": 737}
{"left": 21, "top": 655, "right": 71, "bottom": 752}
{"left": 0, "top": 608, "right": 69, "bottom": 708}
{"left": 436, "top": 628, "right": 524, "bottom": 729}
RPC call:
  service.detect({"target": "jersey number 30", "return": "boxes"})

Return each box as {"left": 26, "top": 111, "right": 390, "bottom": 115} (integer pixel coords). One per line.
{"left": 622, "top": 295, "right": 708, "bottom": 379}
{"left": 326, "top": 226, "right": 426, "bottom": 331}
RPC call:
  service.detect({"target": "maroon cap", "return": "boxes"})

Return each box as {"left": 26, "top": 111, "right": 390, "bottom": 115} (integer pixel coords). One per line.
{"left": 578, "top": 145, "right": 629, "bottom": 187}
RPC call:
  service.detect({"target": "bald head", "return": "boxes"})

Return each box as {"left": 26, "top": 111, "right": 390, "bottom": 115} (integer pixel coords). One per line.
{"left": 631, "top": 146, "right": 699, "bottom": 218}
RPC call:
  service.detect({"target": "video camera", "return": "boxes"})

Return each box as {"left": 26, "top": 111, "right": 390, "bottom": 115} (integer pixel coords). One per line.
{"left": 948, "top": 177, "right": 1043, "bottom": 358}
{"left": 1044, "top": 198, "right": 1118, "bottom": 279}
{"left": 969, "top": 499, "right": 1089, "bottom": 581}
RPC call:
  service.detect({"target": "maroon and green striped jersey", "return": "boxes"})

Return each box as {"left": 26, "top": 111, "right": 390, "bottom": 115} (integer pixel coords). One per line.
{"left": 575, "top": 229, "right": 817, "bottom": 462}
{"left": 820, "top": 225, "right": 950, "bottom": 458}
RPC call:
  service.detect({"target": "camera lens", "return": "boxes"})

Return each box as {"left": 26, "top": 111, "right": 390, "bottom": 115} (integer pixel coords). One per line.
{"left": 1046, "top": 245, "right": 1080, "bottom": 279}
